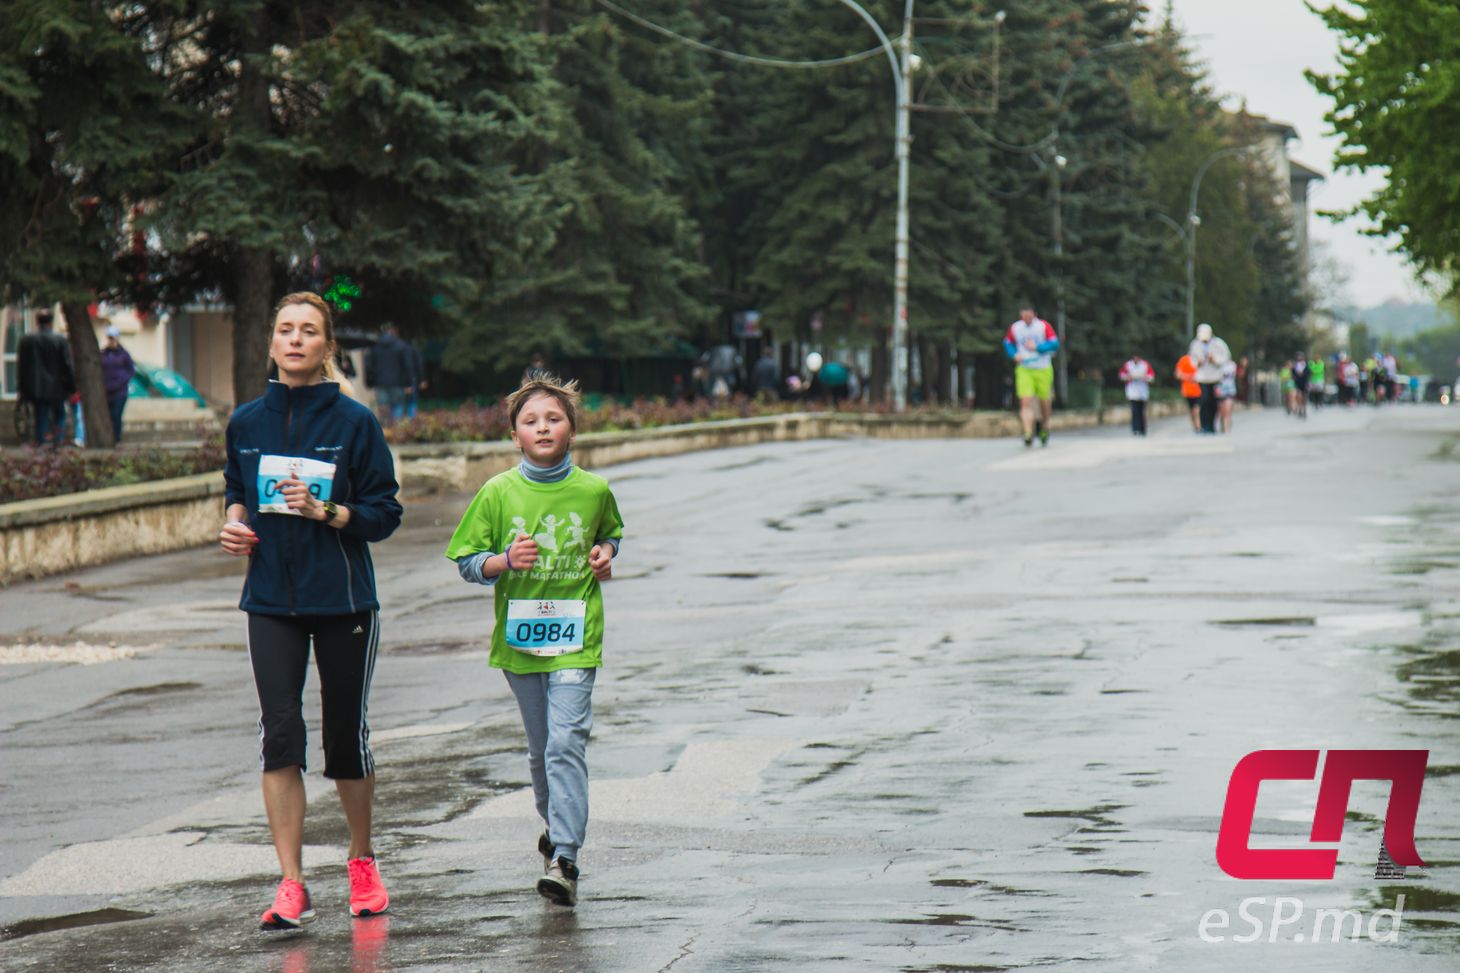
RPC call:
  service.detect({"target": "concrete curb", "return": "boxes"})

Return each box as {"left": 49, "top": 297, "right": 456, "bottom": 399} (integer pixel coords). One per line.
{"left": 0, "top": 403, "right": 1186, "bottom": 583}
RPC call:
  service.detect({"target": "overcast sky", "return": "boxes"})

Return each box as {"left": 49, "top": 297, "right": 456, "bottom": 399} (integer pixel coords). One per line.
{"left": 1165, "top": 0, "right": 1427, "bottom": 307}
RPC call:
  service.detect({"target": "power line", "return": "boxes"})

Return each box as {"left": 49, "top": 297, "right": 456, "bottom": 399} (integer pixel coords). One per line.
{"left": 594, "top": 0, "right": 883, "bottom": 70}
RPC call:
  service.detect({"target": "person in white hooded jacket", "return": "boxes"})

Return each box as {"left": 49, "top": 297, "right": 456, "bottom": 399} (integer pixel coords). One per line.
{"left": 1189, "top": 323, "right": 1231, "bottom": 434}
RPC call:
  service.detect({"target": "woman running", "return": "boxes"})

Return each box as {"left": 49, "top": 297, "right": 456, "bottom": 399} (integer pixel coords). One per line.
{"left": 219, "top": 292, "right": 402, "bottom": 929}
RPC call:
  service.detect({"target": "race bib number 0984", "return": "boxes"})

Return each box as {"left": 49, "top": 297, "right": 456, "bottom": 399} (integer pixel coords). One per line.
{"left": 505, "top": 599, "right": 587, "bottom": 656}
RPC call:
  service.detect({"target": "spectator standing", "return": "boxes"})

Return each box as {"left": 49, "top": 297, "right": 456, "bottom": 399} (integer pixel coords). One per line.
{"left": 16, "top": 309, "right": 75, "bottom": 447}
{"left": 522, "top": 352, "right": 550, "bottom": 387}
{"left": 702, "top": 344, "right": 742, "bottom": 400}
{"left": 100, "top": 325, "right": 136, "bottom": 445}
{"left": 750, "top": 347, "right": 780, "bottom": 401}
{"left": 1117, "top": 354, "right": 1154, "bottom": 436}
{"left": 364, "top": 324, "right": 419, "bottom": 426}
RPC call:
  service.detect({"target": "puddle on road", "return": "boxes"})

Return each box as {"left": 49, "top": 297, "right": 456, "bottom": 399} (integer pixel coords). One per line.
{"left": 1, "top": 908, "right": 151, "bottom": 941}
{"left": 1396, "top": 650, "right": 1460, "bottom": 707}
{"left": 1212, "top": 616, "right": 1315, "bottom": 628}
{"left": 1212, "top": 611, "right": 1423, "bottom": 631}
{"left": 1078, "top": 868, "right": 1146, "bottom": 878}
{"left": 1024, "top": 804, "right": 1128, "bottom": 825}
{"left": 102, "top": 681, "right": 202, "bottom": 700}
{"left": 388, "top": 640, "right": 478, "bottom": 656}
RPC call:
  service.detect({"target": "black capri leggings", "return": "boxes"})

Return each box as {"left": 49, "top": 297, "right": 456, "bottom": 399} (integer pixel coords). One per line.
{"left": 247, "top": 610, "right": 379, "bottom": 780}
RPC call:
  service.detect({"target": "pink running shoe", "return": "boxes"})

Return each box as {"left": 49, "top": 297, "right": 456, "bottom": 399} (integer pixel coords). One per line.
{"left": 348, "top": 856, "right": 390, "bottom": 917}
{"left": 260, "top": 878, "right": 315, "bottom": 930}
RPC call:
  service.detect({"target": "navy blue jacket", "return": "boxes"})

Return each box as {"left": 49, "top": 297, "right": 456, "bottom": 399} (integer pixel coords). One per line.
{"left": 224, "top": 381, "right": 402, "bottom": 616}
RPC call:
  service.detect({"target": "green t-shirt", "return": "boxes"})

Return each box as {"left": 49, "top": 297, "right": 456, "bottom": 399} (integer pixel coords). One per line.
{"left": 444, "top": 467, "right": 624, "bottom": 673}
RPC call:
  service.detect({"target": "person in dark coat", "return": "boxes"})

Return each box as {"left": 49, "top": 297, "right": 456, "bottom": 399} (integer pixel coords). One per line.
{"left": 100, "top": 325, "right": 136, "bottom": 444}
{"left": 17, "top": 309, "right": 75, "bottom": 446}
{"left": 363, "top": 324, "right": 419, "bottom": 426}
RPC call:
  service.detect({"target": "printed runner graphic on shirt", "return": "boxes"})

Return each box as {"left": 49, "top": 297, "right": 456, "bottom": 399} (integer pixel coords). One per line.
{"left": 508, "top": 511, "right": 593, "bottom": 581}
{"left": 258, "top": 455, "right": 336, "bottom": 515}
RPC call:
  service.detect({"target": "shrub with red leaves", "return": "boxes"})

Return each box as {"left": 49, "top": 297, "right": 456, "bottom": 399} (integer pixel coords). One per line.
{"left": 0, "top": 440, "right": 226, "bottom": 504}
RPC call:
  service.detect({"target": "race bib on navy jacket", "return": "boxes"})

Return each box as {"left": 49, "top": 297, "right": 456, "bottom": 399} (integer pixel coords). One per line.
{"left": 224, "top": 381, "right": 402, "bottom": 616}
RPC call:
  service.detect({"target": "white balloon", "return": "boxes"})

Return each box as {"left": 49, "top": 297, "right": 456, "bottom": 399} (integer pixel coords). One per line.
{"left": 805, "top": 352, "right": 824, "bottom": 372}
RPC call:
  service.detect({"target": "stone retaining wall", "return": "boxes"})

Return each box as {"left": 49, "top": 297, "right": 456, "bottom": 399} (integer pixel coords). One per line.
{"left": 1, "top": 402, "right": 1187, "bottom": 582}
{"left": 0, "top": 473, "right": 224, "bottom": 584}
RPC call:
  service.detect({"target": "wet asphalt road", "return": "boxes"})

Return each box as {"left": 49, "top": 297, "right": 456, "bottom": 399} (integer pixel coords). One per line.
{"left": 2, "top": 405, "right": 1460, "bottom": 972}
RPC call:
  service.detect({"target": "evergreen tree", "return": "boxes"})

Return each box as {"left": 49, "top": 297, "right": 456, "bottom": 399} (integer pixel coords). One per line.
{"left": 0, "top": 1, "right": 191, "bottom": 447}
{"left": 443, "top": 0, "right": 716, "bottom": 380}
{"left": 147, "top": 1, "right": 568, "bottom": 404}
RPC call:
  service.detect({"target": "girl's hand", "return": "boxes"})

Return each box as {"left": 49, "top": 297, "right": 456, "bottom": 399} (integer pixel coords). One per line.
{"left": 279, "top": 478, "right": 325, "bottom": 520}
{"left": 507, "top": 534, "right": 539, "bottom": 571}
{"left": 589, "top": 544, "right": 613, "bottom": 581}
{"left": 220, "top": 520, "right": 258, "bottom": 557}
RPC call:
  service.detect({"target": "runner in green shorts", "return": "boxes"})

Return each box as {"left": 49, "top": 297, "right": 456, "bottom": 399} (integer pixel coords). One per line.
{"left": 1004, "top": 305, "right": 1060, "bottom": 446}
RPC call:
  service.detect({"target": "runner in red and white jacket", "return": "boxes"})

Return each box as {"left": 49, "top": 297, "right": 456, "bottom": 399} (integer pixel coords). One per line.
{"left": 1118, "top": 356, "right": 1155, "bottom": 436}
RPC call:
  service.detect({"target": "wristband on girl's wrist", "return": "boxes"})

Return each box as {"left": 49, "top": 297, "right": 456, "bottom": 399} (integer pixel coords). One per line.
{"left": 504, "top": 548, "right": 514, "bottom": 571}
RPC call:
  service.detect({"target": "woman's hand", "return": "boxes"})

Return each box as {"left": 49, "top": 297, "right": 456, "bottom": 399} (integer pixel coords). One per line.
{"left": 589, "top": 544, "right": 613, "bottom": 581}
{"left": 278, "top": 478, "right": 326, "bottom": 520}
{"left": 220, "top": 520, "right": 258, "bottom": 556}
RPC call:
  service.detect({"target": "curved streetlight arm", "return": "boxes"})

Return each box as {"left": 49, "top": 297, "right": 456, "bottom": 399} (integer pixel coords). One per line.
{"left": 1188, "top": 145, "right": 1253, "bottom": 224}
{"left": 1183, "top": 145, "right": 1256, "bottom": 337}
{"left": 1153, "top": 211, "right": 1187, "bottom": 240}
{"left": 835, "top": 0, "right": 907, "bottom": 97}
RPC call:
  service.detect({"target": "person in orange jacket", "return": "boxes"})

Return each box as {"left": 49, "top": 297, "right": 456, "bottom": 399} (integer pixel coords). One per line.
{"left": 1175, "top": 353, "right": 1201, "bottom": 433}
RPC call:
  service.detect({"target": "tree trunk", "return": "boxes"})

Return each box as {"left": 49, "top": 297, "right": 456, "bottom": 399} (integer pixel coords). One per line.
{"left": 936, "top": 339, "right": 954, "bottom": 404}
{"left": 870, "top": 332, "right": 888, "bottom": 405}
{"left": 232, "top": 247, "right": 274, "bottom": 406}
{"left": 62, "top": 302, "right": 115, "bottom": 450}
{"left": 955, "top": 345, "right": 970, "bottom": 407}
{"left": 230, "top": 28, "right": 275, "bottom": 408}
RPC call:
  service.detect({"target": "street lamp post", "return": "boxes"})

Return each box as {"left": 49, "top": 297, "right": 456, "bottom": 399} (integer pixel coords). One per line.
{"left": 835, "top": 0, "right": 915, "bottom": 410}
{"left": 1044, "top": 39, "right": 1146, "bottom": 407}
{"left": 1182, "top": 146, "right": 1251, "bottom": 338}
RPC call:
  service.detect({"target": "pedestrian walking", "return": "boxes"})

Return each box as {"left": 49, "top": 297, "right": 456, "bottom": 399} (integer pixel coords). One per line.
{"left": 1339, "top": 353, "right": 1360, "bottom": 406}
{"left": 1117, "top": 354, "right": 1154, "bottom": 436}
{"left": 16, "top": 309, "right": 75, "bottom": 447}
{"left": 219, "top": 292, "right": 403, "bottom": 930}
{"left": 100, "top": 325, "right": 136, "bottom": 445}
{"left": 363, "top": 324, "right": 419, "bottom": 426}
{"left": 445, "top": 373, "right": 623, "bottom": 908}
{"left": 1175, "top": 351, "right": 1201, "bottom": 433}
{"left": 1217, "top": 359, "right": 1238, "bottom": 434}
{"left": 1189, "top": 323, "right": 1231, "bottom": 434}
{"left": 522, "top": 351, "right": 550, "bottom": 387}
{"left": 1291, "top": 352, "right": 1310, "bottom": 419}
{"left": 750, "top": 347, "right": 780, "bottom": 401}
{"left": 1004, "top": 304, "right": 1059, "bottom": 447}
{"left": 702, "top": 343, "right": 742, "bottom": 400}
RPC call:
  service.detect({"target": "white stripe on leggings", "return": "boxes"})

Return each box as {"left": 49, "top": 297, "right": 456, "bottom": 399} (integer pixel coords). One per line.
{"left": 358, "top": 610, "right": 379, "bottom": 776}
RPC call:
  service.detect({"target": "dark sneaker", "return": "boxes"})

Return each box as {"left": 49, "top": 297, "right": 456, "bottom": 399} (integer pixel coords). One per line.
{"left": 537, "top": 857, "right": 579, "bottom": 907}
{"left": 1023, "top": 436, "right": 1033, "bottom": 448}
{"left": 1039, "top": 426, "right": 1050, "bottom": 446}
{"left": 537, "top": 830, "right": 554, "bottom": 872}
